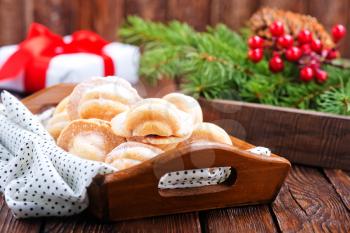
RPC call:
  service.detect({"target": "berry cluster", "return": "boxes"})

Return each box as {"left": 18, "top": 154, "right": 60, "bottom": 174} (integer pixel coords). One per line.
{"left": 248, "top": 21, "right": 347, "bottom": 83}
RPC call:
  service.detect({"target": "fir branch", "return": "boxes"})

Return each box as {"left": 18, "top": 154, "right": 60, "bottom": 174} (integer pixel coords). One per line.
{"left": 292, "top": 83, "right": 341, "bottom": 108}
{"left": 119, "top": 16, "right": 350, "bottom": 116}
{"left": 317, "top": 79, "right": 350, "bottom": 115}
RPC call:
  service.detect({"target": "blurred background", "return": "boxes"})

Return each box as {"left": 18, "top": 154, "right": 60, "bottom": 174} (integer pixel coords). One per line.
{"left": 0, "top": 0, "right": 349, "bottom": 57}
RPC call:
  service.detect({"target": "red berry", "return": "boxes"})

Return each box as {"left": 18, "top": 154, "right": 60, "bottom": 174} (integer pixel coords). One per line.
{"left": 298, "top": 29, "right": 313, "bottom": 44}
{"left": 277, "top": 34, "right": 294, "bottom": 48}
{"left": 301, "top": 44, "right": 312, "bottom": 55}
{"left": 248, "top": 48, "right": 264, "bottom": 63}
{"left": 269, "top": 21, "right": 285, "bottom": 37}
{"left": 272, "top": 51, "right": 280, "bottom": 57}
{"left": 248, "top": 36, "right": 264, "bottom": 49}
{"left": 310, "top": 59, "right": 320, "bottom": 71}
{"left": 285, "top": 46, "right": 302, "bottom": 61}
{"left": 310, "top": 39, "right": 322, "bottom": 53}
{"left": 300, "top": 67, "right": 314, "bottom": 82}
{"left": 326, "top": 49, "right": 338, "bottom": 59}
{"left": 269, "top": 55, "right": 284, "bottom": 72}
{"left": 332, "top": 24, "right": 346, "bottom": 42}
{"left": 315, "top": 69, "right": 328, "bottom": 83}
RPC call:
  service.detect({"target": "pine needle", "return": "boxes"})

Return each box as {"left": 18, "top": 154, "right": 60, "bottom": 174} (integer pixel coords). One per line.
{"left": 119, "top": 16, "right": 350, "bottom": 116}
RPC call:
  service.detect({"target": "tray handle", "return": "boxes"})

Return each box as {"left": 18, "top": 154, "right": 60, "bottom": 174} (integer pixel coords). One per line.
{"left": 103, "top": 141, "right": 290, "bottom": 197}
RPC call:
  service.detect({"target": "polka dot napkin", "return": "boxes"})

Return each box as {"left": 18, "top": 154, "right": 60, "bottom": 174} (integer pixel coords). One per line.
{"left": 0, "top": 91, "right": 116, "bottom": 218}
{"left": 158, "top": 167, "right": 231, "bottom": 189}
{"left": 0, "top": 91, "right": 271, "bottom": 219}
{"left": 158, "top": 148, "right": 271, "bottom": 189}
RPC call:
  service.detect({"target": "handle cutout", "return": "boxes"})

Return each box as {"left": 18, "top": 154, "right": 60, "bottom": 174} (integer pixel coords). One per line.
{"left": 158, "top": 167, "right": 237, "bottom": 197}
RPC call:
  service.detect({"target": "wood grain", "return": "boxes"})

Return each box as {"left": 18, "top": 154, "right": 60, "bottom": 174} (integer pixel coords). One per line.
{"left": 259, "top": 0, "right": 308, "bottom": 13}
{"left": 201, "top": 205, "right": 278, "bottom": 233}
{"left": 92, "top": 0, "right": 125, "bottom": 41}
{"left": 125, "top": 0, "right": 167, "bottom": 21}
{"left": 74, "top": 0, "right": 94, "bottom": 31}
{"left": 43, "top": 211, "right": 201, "bottom": 233}
{"left": 271, "top": 177, "right": 315, "bottom": 232}
{"left": 199, "top": 98, "right": 350, "bottom": 169}
{"left": 33, "top": 0, "right": 74, "bottom": 35}
{"left": 272, "top": 166, "right": 350, "bottom": 232}
{"left": 0, "top": 0, "right": 26, "bottom": 45}
{"left": 91, "top": 141, "right": 289, "bottom": 221}
{"left": 0, "top": 168, "right": 348, "bottom": 232}
{"left": 307, "top": 0, "right": 350, "bottom": 58}
{"left": 210, "top": 0, "right": 259, "bottom": 30}
{"left": 23, "top": 0, "right": 34, "bottom": 34}
{"left": 0, "top": 195, "right": 42, "bottom": 233}
{"left": 324, "top": 169, "right": 350, "bottom": 211}
{"left": 166, "top": 0, "right": 211, "bottom": 31}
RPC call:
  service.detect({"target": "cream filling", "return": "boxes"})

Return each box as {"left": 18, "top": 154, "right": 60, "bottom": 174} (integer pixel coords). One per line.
{"left": 69, "top": 132, "right": 106, "bottom": 161}
{"left": 110, "top": 158, "right": 141, "bottom": 170}
{"left": 108, "top": 147, "right": 159, "bottom": 161}
{"left": 106, "top": 143, "right": 162, "bottom": 170}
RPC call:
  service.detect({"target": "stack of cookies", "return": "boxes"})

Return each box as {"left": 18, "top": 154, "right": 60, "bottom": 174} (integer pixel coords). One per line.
{"left": 46, "top": 77, "right": 233, "bottom": 171}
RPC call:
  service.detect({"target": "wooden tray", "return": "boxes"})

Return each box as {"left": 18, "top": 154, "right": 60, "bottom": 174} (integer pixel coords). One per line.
{"left": 22, "top": 84, "right": 291, "bottom": 221}
{"left": 199, "top": 98, "right": 350, "bottom": 170}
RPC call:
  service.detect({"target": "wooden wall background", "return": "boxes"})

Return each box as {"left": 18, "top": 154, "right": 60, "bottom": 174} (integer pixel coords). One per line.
{"left": 0, "top": 0, "right": 349, "bottom": 57}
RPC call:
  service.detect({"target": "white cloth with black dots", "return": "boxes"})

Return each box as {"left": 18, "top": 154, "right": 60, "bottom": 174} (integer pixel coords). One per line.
{"left": 0, "top": 91, "right": 271, "bottom": 218}
{"left": 158, "top": 148, "right": 271, "bottom": 189}
{"left": 158, "top": 167, "right": 232, "bottom": 189}
{"left": 0, "top": 91, "right": 116, "bottom": 218}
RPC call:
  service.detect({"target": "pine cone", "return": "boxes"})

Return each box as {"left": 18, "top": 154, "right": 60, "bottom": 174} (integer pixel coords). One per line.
{"left": 248, "top": 7, "right": 334, "bottom": 49}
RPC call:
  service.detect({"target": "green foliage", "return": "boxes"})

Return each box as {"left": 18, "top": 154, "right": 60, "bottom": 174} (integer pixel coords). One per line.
{"left": 317, "top": 78, "right": 350, "bottom": 115}
{"left": 119, "top": 16, "right": 350, "bottom": 115}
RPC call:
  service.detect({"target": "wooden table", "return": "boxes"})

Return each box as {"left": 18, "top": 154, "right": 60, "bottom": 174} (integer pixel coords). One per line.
{"left": 1, "top": 83, "right": 350, "bottom": 232}
{"left": 0, "top": 165, "right": 349, "bottom": 233}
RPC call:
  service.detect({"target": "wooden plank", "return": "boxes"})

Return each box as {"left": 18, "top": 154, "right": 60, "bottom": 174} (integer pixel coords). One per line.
{"left": 259, "top": 0, "right": 308, "bottom": 13}
{"left": 125, "top": 0, "right": 166, "bottom": 21}
{"left": 91, "top": 0, "right": 125, "bottom": 41}
{"left": 308, "top": 0, "right": 348, "bottom": 28}
{"left": 0, "top": 195, "right": 42, "bottom": 233}
{"left": 199, "top": 98, "right": 350, "bottom": 169}
{"left": 65, "top": 0, "right": 124, "bottom": 40}
{"left": 32, "top": 0, "right": 74, "bottom": 35}
{"left": 0, "top": 0, "right": 27, "bottom": 45}
{"left": 307, "top": 0, "right": 350, "bottom": 62}
{"left": 23, "top": 0, "right": 34, "bottom": 33}
{"left": 73, "top": 0, "right": 94, "bottom": 31}
{"left": 166, "top": 0, "right": 210, "bottom": 31}
{"left": 201, "top": 205, "right": 278, "bottom": 233}
{"left": 43, "top": 211, "right": 201, "bottom": 233}
{"left": 210, "top": 0, "right": 259, "bottom": 30}
{"left": 323, "top": 169, "right": 350, "bottom": 211}
{"left": 272, "top": 165, "right": 350, "bottom": 232}
{"left": 271, "top": 177, "right": 314, "bottom": 232}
